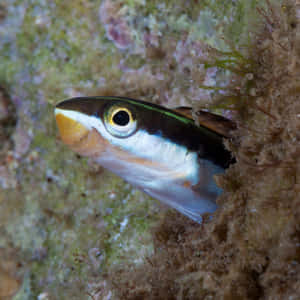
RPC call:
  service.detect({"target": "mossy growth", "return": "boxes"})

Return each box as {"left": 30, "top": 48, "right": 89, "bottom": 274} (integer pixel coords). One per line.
{"left": 104, "top": 1, "right": 300, "bottom": 299}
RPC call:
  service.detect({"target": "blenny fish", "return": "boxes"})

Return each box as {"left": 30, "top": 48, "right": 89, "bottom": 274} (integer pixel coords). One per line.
{"left": 55, "top": 96, "right": 234, "bottom": 222}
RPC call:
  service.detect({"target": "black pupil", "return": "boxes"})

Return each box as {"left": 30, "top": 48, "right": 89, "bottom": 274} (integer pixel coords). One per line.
{"left": 112, "top": 110, "right": 130, "bottom": 126}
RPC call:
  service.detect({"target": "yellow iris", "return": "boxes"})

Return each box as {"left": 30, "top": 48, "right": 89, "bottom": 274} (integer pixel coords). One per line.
{"left": 104, "top": 105, "right": 137, "bottom": 138}
{"left": 108, "top": 107, "right": 133, "bottom": 126}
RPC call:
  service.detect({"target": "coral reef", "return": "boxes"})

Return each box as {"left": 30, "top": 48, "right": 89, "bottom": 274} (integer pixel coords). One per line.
{"left": 0, "top": 0, "right": 298, "bottom": 299}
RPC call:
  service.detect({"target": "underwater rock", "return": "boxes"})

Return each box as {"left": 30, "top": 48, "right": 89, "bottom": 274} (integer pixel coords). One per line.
{"left": 0, "top": 3, "right": 7, "bottom": 23}
{"left": 0, "top": 267, "right": 20, "bottom": 298}
{"left": 0, "top": 96, "right": 9, "bottom": 122}
{"left": 99, "top": 0, "right": 133, "bottom": 49}
{"left": 0, "top": 87, "right": 17, "bottom": 189}
{"left": 12, "top": 122, "right": 32, "bottom": 159}
{"left": 0, "top": 88, "right": 15, "bottom": 126}
{"left": 0, "top": 249, "right": 22, "bottom": 299}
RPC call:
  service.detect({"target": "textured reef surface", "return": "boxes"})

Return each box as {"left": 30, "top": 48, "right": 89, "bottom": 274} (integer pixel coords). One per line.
{"left": 0, "top": 0, "right": 299, "bottom": 299}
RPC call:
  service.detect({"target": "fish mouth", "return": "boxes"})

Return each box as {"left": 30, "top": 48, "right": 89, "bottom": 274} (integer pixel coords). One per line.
{"left": 55, "top": 107, "right": 107, "bottom": 157}
{"left": 55, "top": 108, "right": 90, "bottom": 146}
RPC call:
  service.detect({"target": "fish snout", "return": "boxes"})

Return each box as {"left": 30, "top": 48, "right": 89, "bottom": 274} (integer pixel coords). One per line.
{"left": 55, "top": 108, "right": 90, "bottom": 146}
{"left": 55, "top": 107, "right": 107, "bottom": 158}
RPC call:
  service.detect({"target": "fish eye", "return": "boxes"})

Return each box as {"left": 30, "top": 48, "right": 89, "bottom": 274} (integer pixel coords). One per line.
{"left": 104, "top": 105, "right": 137, "bottom": 138}
{"left": 112, "top": 110, "right": 130, "bottom": 126}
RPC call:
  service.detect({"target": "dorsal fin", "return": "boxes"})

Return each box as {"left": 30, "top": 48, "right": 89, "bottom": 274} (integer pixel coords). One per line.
{"left": 172, "top": 106, "right": 194, "bottom": 119}
{"left": 173, "top": 107, "right": 236, "bottom": 138}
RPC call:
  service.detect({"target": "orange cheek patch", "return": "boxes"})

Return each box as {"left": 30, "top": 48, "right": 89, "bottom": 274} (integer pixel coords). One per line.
{"left": 55, "top": 113, "right": 89, "bottom": 146}
{"left": 71, "top": 128, "right": 108, "bottom": 158}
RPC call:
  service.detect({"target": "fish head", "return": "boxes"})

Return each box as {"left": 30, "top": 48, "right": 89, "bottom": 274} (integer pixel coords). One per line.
{"left": 55, "top": 97, "right": 140, "bottom": 158}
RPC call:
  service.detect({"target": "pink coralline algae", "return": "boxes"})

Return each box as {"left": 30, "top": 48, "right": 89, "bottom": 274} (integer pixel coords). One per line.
{"left": 12, "top": 122, "right": 32, "bottom": 159}
{"left": 99, "top": 0, "right": 133, "bottom": 50}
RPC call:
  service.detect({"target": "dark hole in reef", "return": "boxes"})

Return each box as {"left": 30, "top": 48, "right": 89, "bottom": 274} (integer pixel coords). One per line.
{"left": 113, "top": 110, "right": 130, "bottom": 126}
{"left": 183, "top": 66, "right": 191, "bottom": 75}
{"left": 0, "top": 87, "right": 17, "bottom": 157}
{"left": 0, "top": 3, "right": 7, "bottom": 23}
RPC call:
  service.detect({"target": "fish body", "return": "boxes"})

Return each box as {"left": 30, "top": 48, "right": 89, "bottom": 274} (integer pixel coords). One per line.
{"left": 55, "top": 97, "right": 233, "bottom": 222}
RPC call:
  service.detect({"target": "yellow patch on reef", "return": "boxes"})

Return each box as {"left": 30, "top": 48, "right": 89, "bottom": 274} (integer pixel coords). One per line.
{"left": 55, "top": 112, "right": 89, "bottom": 146}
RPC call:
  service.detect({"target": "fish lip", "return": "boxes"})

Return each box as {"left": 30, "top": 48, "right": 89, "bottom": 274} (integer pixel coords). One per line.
{"left": 55, "top": 107, "right": 91, "bottom": 146}
{"left": 54, "top": 107, "right": 93, "bottom": 130}
{"left": 55, "top": 106, "right": 109, "bottom": 158}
